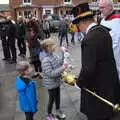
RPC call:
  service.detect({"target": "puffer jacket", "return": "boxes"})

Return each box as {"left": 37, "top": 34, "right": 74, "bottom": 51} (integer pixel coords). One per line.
{"left": 15, "top": 76, "right": 37, "bottom": 112}
{"left": 40, "top": 51, "right": 64, "bottom": 89}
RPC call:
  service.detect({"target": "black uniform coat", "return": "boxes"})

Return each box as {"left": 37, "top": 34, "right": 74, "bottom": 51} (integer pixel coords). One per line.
{"left": 76, "top": 25, "right": 120, "bottom": 120}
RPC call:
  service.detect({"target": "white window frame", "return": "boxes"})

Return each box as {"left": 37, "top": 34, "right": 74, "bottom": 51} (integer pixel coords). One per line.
{"left": 23, "top": 0, "right": 32, "bottom": 5}
{"left": 23, "top": 11, "right": 32, "bottom": 18}
{"left": 43, "top": 7, "right": 54, "bottom": 15}
{"left": 64, "top": 0, "right": 72, "bottom": 4}
{"left": 45, "top": 10, "right": 51, "bottom": 15}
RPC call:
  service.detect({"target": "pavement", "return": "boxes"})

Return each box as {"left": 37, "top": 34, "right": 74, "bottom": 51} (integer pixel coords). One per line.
{"left": 0, "top": 33, "right": 88, "bottom": 120}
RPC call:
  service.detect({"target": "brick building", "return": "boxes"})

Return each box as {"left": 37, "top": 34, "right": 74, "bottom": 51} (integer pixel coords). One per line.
{"left": 9, "top": 0, "right": 120, "bottom": 20}
{"left": 9, "top": 0, "right": 89, "bottom": 20}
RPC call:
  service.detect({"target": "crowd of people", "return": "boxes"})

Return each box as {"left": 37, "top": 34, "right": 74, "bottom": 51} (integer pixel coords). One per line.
{"left": 1, "top": 0, "right": 120, "bottom": 120}
{"left": 0, "top": 14, "right": 83, "bottom": 63}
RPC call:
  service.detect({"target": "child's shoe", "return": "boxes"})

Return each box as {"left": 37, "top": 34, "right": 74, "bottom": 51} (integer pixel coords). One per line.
{"left": 46, "top": 114, "right": 54, "bottom": 120}
{"left": 56, "top": 109, "right": 66, "bottom": 119}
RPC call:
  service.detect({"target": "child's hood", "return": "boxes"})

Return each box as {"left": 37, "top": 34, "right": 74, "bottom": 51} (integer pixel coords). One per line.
{"left": 15, "top": 76, "right": 32, "bottom": 91}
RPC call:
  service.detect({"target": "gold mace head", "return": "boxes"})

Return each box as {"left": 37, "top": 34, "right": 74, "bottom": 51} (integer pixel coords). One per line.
{"left": 62, "top": 71, "right": 76, "bottom": 85}
{"left": 114, "top": 104, "right": 120, "bottom": 111}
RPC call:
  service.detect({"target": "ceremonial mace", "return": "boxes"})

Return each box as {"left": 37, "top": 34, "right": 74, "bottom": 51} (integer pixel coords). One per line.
{"left": 62, "top": 71, "right": 120, "bottom": 111}
{"left": 84, "top": 88, "right": 120, "bottom": 111}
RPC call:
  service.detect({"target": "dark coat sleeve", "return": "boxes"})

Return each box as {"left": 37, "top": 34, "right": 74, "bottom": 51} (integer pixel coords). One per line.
{"left": 76, "top": 36, "right": 97, "bottom": 88}
{"left": 7, "top": 23, "right": 17, "bottom": 39}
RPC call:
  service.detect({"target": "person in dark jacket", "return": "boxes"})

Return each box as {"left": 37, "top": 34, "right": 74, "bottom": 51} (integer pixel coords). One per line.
{"left": 7, "top": 16, "right": 17, "bottom": 64}
{"left": 71, "top": 3, "right": 120, "bottom": 120}
{"left": 0, "top": 24, "right": 11, "bottom": 61}
{"left": 42, "top": 19, "right": 50, "bottom": 38}
{"left": 16, "top": 16, "right": 26, "bottom": 57}
{"left": 15, "top": 61, "right": 37, "bottom": 120}
{"left": 26, "top": 20, "right": 42, "bottom": 78}
{"left": 59, "top": 18, "right": 69, "bottom": 46}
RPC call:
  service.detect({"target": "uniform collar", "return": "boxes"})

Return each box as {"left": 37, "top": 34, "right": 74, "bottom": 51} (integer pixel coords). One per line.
{"left": 86, "top": 22, "right": 97, "bottom": 34}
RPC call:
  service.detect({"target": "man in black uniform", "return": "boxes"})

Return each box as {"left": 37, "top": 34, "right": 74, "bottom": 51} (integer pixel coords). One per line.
{"left": 72, "top": 3, "right": 120, "bottom": 120}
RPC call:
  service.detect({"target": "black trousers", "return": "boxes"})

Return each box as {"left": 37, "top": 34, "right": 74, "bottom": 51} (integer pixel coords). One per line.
{"left": 17, "top": 37, "right": 26, "bottom": 55}
{"left": 25, "top": 112, "right": 34, "bottom": 120}
{"left": 48, "top": 87, "right": 60, "bottom": 114}
{"left": 43, "top": 30, "right": 50, "bottom": 38}
{"left": 1, "top": 37, "right": 11, "bottom": 59}
{"left": 70, "top": 32, "right": 75, "bottom": 44}
{"left": 60, "top": 33, "right": 69, "bottom": 46}
{"left": 32, "top": 59, "right": 42, "bottom": 72}
{"left": 8, "top": 38, "right": 17, "bottom": 62}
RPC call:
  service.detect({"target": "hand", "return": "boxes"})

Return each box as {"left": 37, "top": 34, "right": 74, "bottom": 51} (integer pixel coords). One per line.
{"left": 26, "top": 42, "right": 29, "bottom": 47}
{"left": 60, "top": 46, "right": 67, "bottom": 52}
{"left": 62, "top": 64, "right": 68, "bottom": 70}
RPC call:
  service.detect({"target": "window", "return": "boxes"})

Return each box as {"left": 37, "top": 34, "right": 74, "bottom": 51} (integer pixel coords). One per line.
{"left": 24, "top": 11, "right": 32, "bottom": 18}
{"left": 92, "top": 0, "right": 97, "bottom": 2}
{"left": 60, "top": 10, "right": 63, "bottom": 15}
{"left": 23, "top": 0, "right": 32, "bottom": 4}
{"left": 19, "top": 11, "right": 22, "bottom": 16}
{"left": 34, "top": 11, "right": 36, "bottom": 17}
{"left": 52, "top": 15, "right": 60, "bottom": 20}
{"left": 64, "top": 0, "right": 71, "bottom": 4}
{"left": 45, "top": 10, "right": 51, "bottom": 15}
{"left": 66, "top": 10, "right": 69, "bottom": 14}
{"left": 64, "top": 0, "right": 70, "bottom": 2}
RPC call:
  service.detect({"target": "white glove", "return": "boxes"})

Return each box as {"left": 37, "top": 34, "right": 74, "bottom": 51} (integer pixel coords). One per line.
{"left": 61, "top": 46, "right": 67, "bottom": 53}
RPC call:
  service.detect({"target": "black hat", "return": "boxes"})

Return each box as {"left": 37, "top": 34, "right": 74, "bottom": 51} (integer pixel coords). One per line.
{"left": 71, "top": 3, "right": 93, "bottom": 24}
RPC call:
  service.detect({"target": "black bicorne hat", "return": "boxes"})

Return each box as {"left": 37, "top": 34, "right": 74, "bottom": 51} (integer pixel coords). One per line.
{"left": 71, "top": 3, "right": 93, "bottom": 24}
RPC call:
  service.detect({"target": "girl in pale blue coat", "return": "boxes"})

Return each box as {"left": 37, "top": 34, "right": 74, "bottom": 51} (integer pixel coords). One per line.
{"left": 40, "top": 39, "right": 67, "bottom": 120}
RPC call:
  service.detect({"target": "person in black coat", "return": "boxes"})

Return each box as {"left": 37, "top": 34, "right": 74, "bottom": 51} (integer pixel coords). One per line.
{"left": 7, "top": 17, "right": 17, "bottom": 64}
{"left": 71, "top": 3, "right": 120, "bottom": 120}
{"left": 16, "top": 16, "right": 26, "bottom": 57}
{"left": 0, "top": 24, "right": 11, "bottom": 61}
{"left": 26, "top": 20, "right": 42, "bottom": 78}
{"left": 59, "top": 18, "right": 69, "bottom": 46}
